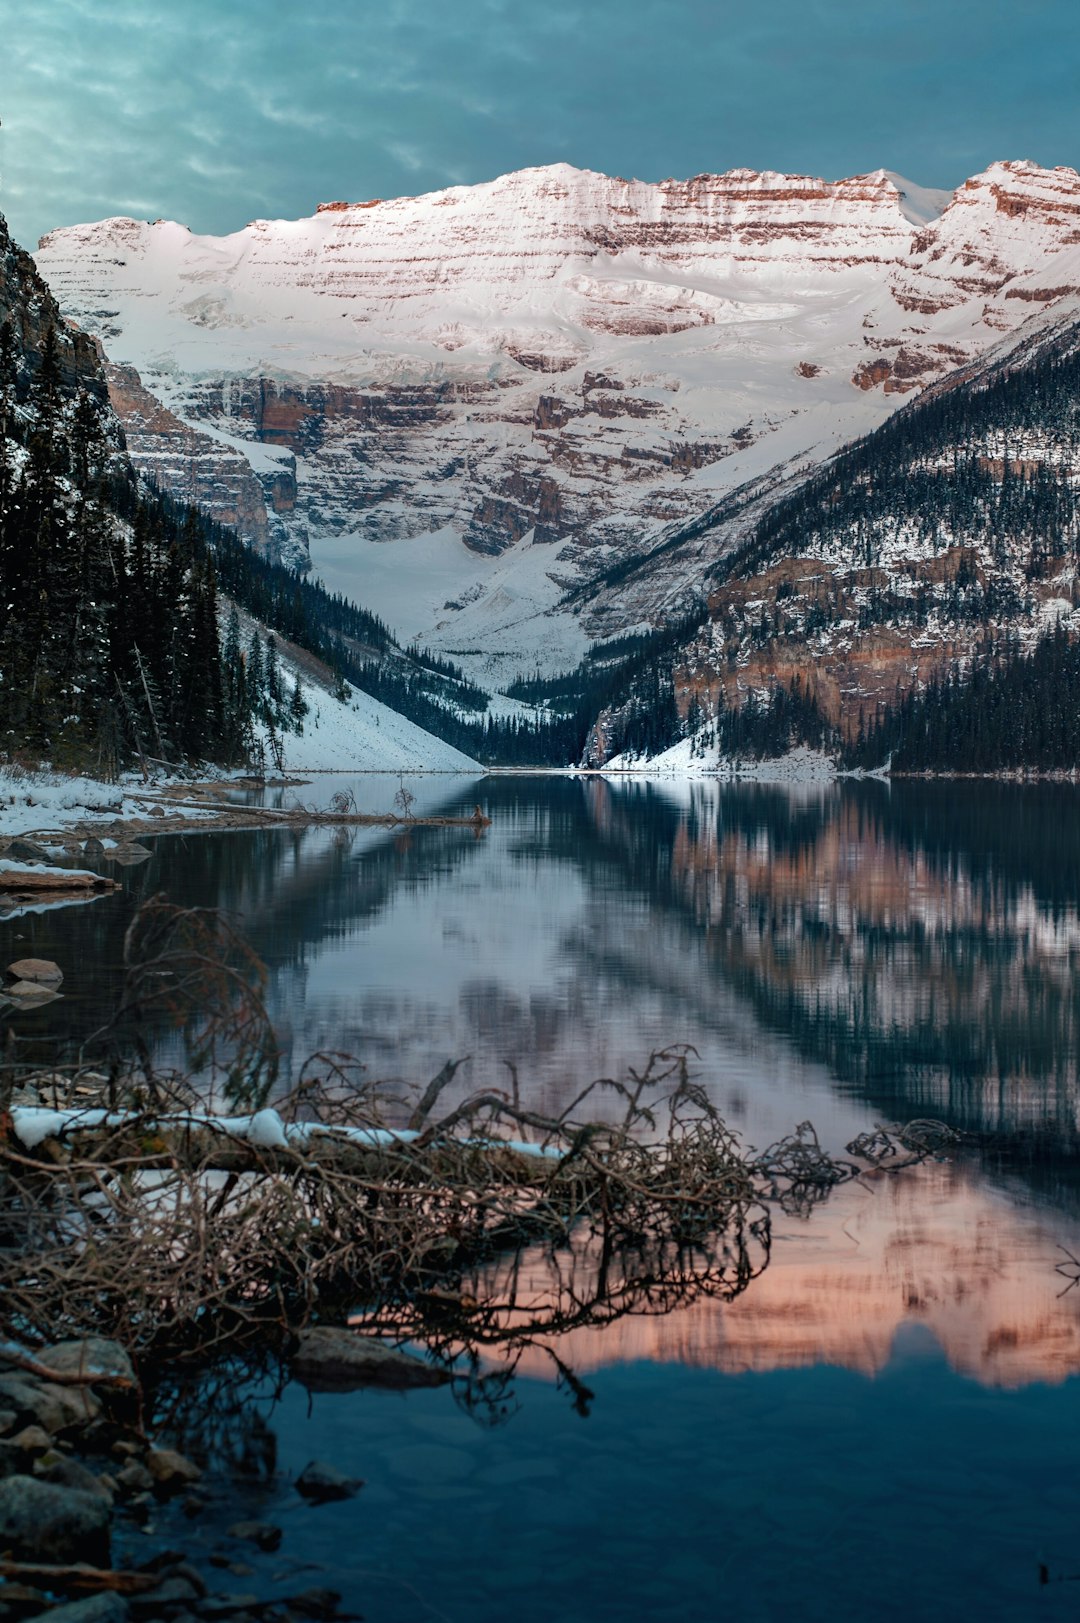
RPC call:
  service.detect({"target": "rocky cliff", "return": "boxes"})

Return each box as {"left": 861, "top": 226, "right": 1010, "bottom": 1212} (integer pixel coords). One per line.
{"left": 34, "top": 159, "right": 1080, "bottom": 679}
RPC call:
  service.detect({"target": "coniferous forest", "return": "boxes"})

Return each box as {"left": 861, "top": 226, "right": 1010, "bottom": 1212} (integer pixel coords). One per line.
{"left": 0, "top": 309, "right": 240, "bottom": 773}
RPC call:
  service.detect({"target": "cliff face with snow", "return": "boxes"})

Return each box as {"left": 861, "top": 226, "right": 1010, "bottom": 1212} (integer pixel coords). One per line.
{"left": 35, "top": 160, "right": 1080, "bottom": 676}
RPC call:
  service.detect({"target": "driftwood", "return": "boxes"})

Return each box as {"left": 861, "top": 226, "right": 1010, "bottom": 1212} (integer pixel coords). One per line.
{"left": 0, "top": 900, "right": 960, "bottom": 1375}
{"left": 0, "top": 868, "right": 118, "bottom": 893}
{"left": 0, "top": 1044, "right": 958, "bottom": 1368}
{"left": 0, "top": 1560, "right": 161, "bottom": 1594}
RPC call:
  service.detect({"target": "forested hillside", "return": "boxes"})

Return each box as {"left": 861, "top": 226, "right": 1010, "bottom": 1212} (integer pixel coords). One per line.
{"left": 581, "top": 316, "right": 1080, "bottom": 771}
{"left": 0, "top": 214, "right": 255, "bottom": 772}
{"left": 0, "top": 210, "right": 545, "bottom": 772}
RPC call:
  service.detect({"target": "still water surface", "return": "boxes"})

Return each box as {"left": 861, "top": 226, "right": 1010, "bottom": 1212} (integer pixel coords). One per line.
{"left": 8, "top": 773, "right": 1080, "bottom": 1619}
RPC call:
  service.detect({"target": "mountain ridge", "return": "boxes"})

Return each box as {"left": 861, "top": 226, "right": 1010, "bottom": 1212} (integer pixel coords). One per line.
{"left": 34, "top": 156, "right": 1080, "bottom": 691}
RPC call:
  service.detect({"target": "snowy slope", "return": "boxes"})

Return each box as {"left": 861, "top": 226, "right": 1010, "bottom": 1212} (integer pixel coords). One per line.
{"left": 35, "top": 159, "right": 1080, "bottom": 679}
{"left": 270, "top": 680, "right": 479, "bottom": 772}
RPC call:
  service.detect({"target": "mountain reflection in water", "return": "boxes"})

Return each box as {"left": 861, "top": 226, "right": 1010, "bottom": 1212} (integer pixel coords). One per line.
{"left": 8, "top": 773, "right": 1080, "bottom": 1394}
{"left": 473, "top": 1159, "right": 1080, "bottom": 1391}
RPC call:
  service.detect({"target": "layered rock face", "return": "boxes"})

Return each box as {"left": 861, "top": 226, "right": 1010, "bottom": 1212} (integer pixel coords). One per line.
{"left": 104, "top": 362, "right": 301, "bottom": 564}
{"left": 0, "top": 214, "right": 111, "bottom": 411}
{"left": 34, "top": 160, "right": 1080, "bottom": 670}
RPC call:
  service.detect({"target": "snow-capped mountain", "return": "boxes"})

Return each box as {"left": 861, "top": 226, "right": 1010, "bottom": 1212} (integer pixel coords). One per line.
{"left": 35, "top": 159, "right": 1080, "bottom": 682}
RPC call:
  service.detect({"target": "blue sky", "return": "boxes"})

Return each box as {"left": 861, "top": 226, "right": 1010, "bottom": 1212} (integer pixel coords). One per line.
{"left": 3, "top": 0, "right": 1079, "bottom": 248}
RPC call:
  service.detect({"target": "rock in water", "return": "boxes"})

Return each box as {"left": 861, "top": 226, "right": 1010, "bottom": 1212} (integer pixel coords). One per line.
{"left": 227, "top": 1518, "right": 283, "bottom": 1551}
{"left": 295, "top": 1460, "right": 362, "bottom": 1503}
{"left": 290, "top": 1326, "right": 451, "bottom": 1390}
{"left": 7, "top": 957, "right": 63, "bottom": 984}
{"left": 0, "top": 1474, "right": 110, "bottom": 1561}
{"left": 146, "top": 1446, "right": 202, "bottom": 1491}
{"left": 5, "top": 982, "right": 61, "bottom": 1006}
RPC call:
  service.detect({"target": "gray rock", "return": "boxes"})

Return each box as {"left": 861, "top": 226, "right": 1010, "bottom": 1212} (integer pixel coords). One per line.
{"left": 0, "top": 1374, "right": 101, "bottom": 1433}
{"left": 148, "top": 1561, "right": 206, "bottom": 1597}
{"left": 34, "top": 1451, "right": 114, "bottom": 1502}
{"left": 131, "top": 1577, "right": 200, "bottom": 1610}
{"left": 82, "top": 837, "right": 106, "bottom": 856}
{"left": 290, "top": 1326, "right": 450, "bottom": 1391}
{"left": 146, "top": 1446, "right": 202, "bottom": 1490}
{"left": 227, "top": 1519, "right": 282, "bottom": 1551}
{"left": 41, "top": 1596, "right": 130, "bottom": 1623}
{"left": 7, "top": 840, "right": 50, "bottom": 863}
{"left": 295, "top": 1459, "right": 362, "bottom": 1503}
{"left": 114, "top": 1458, "right": 154, "bottom": 1495}
{"left": 41, "top": 1336, "right": 136, "bottom": 1385}
{"left": 0, "top": 1474, "right": 110, "bottom": 1562}
{"left": 9, "top": 1423, "right": 52, "bottom": 1455}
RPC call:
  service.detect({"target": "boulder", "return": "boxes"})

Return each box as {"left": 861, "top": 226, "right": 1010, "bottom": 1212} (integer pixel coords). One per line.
{"left": 290, "top": 1326, "right": 450, "bottom": 1391}
{"left": 42, "top": 1335, "right": 136, "bottom": 1385}
{"left": 295, "top": 1459, "right": 362, "bottom": 1503}
{"left": 9, "top": 1423, "right": 52, "bottom": 1455}
{"left": 34, "top": 1451, "right": 114, "bottom": 1502}
{"left": 6, "top": 957, "right": 63, "bottom": 985}
{"left": 146, "top": 1446, "right": 202, "bottom": 1491}
{"left": 7, "top": 839, "right": 51, "bottom": 862}
{"left": 82, "top": 836, "right": 106, "bottom": 856}
{"left": 0, "top": 1474, "right": 110, "bottom": 1562}
{"left": 114, "top": 1458, "right": 154, "bottom": 1496}
{"left": 129, "top": 1575, "right": 201, "bottom": 1611}
{"left": 0, "top": 1373, "right": 101, "bottom": 1432}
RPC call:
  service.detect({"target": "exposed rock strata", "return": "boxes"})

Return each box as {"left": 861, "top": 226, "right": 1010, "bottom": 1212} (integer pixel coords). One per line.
{"left": 34, "top": 159, "right": 1080, "bottom": 671}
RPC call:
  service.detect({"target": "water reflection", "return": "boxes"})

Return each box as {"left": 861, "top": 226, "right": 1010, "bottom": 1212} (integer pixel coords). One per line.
{"left": 7, "top": 774, "right": 1080, "bottom": 1389}
{"left": 486, "top": 1159, "right": 1080, "bottom": 1391}
{"left": 8, "top": 775, "right": 1080, "bottom": 1144}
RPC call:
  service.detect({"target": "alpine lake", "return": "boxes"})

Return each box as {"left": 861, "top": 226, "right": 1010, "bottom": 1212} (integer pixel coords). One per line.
{"left": 6, "top": 771, "right": 1080, "bottom": 1623}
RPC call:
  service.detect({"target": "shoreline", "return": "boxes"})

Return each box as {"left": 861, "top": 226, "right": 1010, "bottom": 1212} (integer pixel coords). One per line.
{"left": 0, "top": 770, "right": 493, "bottom": 848}
{"left": 5, "top": 758, "right": 1080, "bottom": 853}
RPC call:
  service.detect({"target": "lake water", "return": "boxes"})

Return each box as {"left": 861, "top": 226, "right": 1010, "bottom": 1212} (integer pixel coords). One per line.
{"left": 9, "top": 773, "right": 1080, "bottom": 1619}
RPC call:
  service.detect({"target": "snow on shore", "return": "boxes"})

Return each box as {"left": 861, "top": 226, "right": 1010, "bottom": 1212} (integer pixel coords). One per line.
{"left": 600, "top": 739, "right": 838, "bottom": 780}
{"left": 270, "top": 683, "right": 478, "bottom": 772}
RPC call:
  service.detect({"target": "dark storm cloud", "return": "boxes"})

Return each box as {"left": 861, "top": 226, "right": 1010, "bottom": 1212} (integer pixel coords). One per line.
{"left": 3, "top": 0, "right": 1079, "bottom": 248}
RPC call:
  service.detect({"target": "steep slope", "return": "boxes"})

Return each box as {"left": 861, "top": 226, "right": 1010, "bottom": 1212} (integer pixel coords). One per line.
{"left": 0, "top": 208, "right": 479, "bottom": 774}
{"left": 35, "top": 160, "right": 1080, "bottom": 682}
{"left": 0, "top": 210, "right": 235, "bottom": 770}
{"left": 616, "top": 299, "right": 1080, "bottom": 763}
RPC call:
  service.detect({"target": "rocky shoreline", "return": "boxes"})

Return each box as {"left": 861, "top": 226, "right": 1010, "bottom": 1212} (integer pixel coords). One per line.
{"left": 0, "top": 1327, "right": 448, "bottom": 1622}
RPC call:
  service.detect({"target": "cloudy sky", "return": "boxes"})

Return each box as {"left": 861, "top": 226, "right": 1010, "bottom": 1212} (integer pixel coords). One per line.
{"left": 3, "top": 0, "right": 1079, "bottom": 249}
